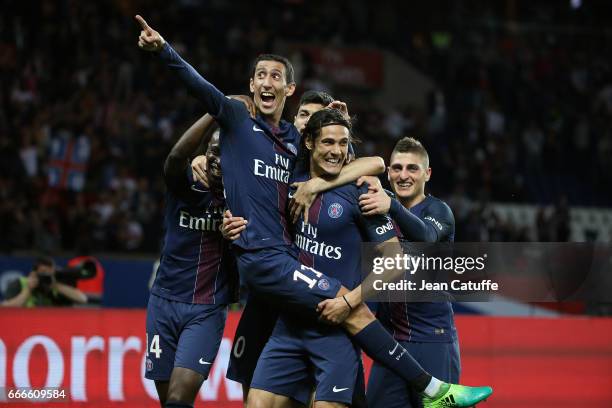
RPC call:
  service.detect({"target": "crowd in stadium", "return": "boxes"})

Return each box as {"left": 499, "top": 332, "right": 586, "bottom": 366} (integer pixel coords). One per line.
{"left": 1, "top": 0, "right": 609, "bottom": 253}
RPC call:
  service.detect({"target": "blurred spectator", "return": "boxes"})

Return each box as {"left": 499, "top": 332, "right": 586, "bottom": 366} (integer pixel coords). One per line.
{"left": 1, "top": 0, "right": 610, "bottom": 254}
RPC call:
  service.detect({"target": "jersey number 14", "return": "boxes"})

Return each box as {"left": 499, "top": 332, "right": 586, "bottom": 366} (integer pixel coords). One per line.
{"left": 146, "top": 333, "right": 162, "bottom": 358}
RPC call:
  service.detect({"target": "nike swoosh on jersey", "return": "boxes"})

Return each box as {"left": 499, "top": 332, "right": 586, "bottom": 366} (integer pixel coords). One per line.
{"left": 332, "top": 386, "right": 349, "bottom": 393}
{"left": 199, "top": 358, "right": 212, "bottom": 365}
{"left": 253, "top": 125, "right": 265, "bottom": 132}
{"left": 388, "top": 343, "right": 399, "bottom": 355}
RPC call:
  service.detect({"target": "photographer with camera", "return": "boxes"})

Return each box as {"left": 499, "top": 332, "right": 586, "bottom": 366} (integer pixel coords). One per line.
{"left": 2, "top": 256, "right": 87, "bottom": 307}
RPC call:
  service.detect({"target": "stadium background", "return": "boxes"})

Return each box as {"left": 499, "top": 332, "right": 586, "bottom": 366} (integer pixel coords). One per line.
{"left": 1, "top": 0, "right": 611, "bottom": 406}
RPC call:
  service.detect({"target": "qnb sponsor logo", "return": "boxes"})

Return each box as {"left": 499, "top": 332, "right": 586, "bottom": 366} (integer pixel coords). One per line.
{"left": 295, "top": 233, "right": 342, "bottom": 260}
{"left": 375, "top": 220, "right": 395, "bottom": 235}
{"left": 424, "top": 216, "right": 443, "bottom": 231}
{"left": 179, "top": 210, "right": 223, "bottom": 232}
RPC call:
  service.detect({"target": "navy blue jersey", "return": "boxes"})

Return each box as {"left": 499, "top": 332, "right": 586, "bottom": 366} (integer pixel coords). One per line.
{"left": 380, "top": 195, "right": 457, "bottom": 343}
{"left": 159, "top": 44, "right": 301, "bottom": 250}
{"left": 151, "top": 167, "right": 238, "bottom": 304}
{"left": 405, "top": 195, "right": 455, "bottom": 242}
{"left": 291, "top": 177, "right": 397, "bottom": 289}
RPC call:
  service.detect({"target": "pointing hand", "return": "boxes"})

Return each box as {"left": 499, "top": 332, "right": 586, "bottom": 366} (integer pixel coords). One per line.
{"left": 135, "top": 15, "right": 165, "bottom": 52}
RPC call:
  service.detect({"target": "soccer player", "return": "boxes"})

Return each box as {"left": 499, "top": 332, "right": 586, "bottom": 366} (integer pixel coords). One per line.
{"left": 248, "top": 108, "right": 397, "bottom": 408}
{"left": 136, "top": 16, "right": 492, "bottom": 408}
{"left": 358, "top": 137, "right": 461, "bottom": 407}
{"left": 223, "top": 90, "right": 339, "bottom": 404}
{"left": 145, "top": 115, "right": 238, "bottom": 408}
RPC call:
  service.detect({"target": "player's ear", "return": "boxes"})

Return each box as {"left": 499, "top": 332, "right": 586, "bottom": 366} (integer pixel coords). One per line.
{"left": 425, "top": 167, "right": 432, "bottom": 182}
{"left": 304, "top": 136, "right": 314, "bottom": 151}
{"left": 387, "top": 167, "right": 391, "bottom": 183}
{"left": 249, "top": 78, "right": 255, "bottom": 94}
{"left": 285, "top": 82, "right": 296, "bottom": 97}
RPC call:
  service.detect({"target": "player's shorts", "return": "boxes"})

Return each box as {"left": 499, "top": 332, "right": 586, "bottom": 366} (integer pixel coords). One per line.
{"left": 367, "top": 340, "right": 461, "bottom": 408}
{"left": 226, "top": 294, "right": 279, "bottom": 386}
{"left": 144, "top": 293, "right": 228, "bottom": 381}
{"left": 352, "top": 358, "right": 368, "bottom": 408}
{"left": 250, "top": 317, "right": 360, "bottom": 405}
{"left": 235, "top": 246, "right": 342, "bottom": 319}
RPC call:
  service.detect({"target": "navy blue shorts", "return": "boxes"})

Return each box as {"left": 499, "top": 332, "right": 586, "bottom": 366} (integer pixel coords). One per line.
{"left": 367, "top": 340, "right": 461, "bottom": 408}
{"left": 226, "top": 294, "right": 279, "bottom": 386}
{"left": 353, "top": 359, "right": 367, "bottom": 408}
{"left": 236, "top": 247, "right": 342, "bottom": 318}
{"left": 250, "top": 317, "right": 360, "bottom": 405}
{"left": 144, "top": 294, "right": 227, "bottom": 381}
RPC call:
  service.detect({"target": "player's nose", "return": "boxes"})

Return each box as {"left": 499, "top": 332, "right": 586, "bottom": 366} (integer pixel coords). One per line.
{"left": 330, "top": 145, "right": 341, "bottom": 156}
{"left": 261, "top": 75, "right": 273, "bottom": 87}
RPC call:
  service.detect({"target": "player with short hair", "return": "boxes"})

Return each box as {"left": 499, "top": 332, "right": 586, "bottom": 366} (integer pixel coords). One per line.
{"left": 145, "top": 115, "right": 238, "bottom": 408}
{"left": 247, "top": 108, "right": 397, "bottom": 408}
{"left": 223, "top": 89, "right": 339, "bottom": 404}
{"left": 359, "top": 137, "right": 461, "bottom": 407}
{"left": 293, "top": 90, "right": 335, "bottom": 133}
{"left": 191, "top": 90, "right": 345, "bottom": 406}
{"left": 136, "top": 17, "right": 492, "bottom": 408}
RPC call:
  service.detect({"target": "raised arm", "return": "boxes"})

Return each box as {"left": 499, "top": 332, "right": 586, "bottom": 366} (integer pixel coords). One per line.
{"left": 135, "top": 15, "right": 244, "bottom": 124}
{"left": 164, "top": 114, "right": 217, "bottom": 196}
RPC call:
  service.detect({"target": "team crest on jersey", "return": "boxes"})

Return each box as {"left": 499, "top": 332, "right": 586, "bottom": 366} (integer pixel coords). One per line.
{"left": 318, "top": 278, "right": 331, "bottom": 291}
{"left": 146, "top": 358, "right": 153, "bottom": 372}
{"left": 328, "top": 203, "right": 343, "bottom": 219}
{"left": 286, "top": 143, "right": 298, "bottom": 155}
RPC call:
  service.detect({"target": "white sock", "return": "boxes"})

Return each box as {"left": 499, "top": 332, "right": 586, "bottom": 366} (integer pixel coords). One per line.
{"left": 423, "top": 376, "right": 443, "bottom": 398}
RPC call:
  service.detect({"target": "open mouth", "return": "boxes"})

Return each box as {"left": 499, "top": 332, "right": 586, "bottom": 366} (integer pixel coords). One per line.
{"left": 260, "top": 92, "right": 276, "bottom": 109}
